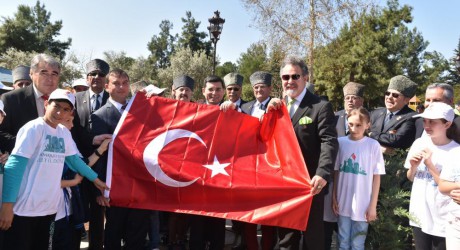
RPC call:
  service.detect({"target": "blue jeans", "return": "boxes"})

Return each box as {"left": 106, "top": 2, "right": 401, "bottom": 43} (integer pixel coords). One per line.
{"left": 338, "top": 215, "right": 368, "bottom": 250}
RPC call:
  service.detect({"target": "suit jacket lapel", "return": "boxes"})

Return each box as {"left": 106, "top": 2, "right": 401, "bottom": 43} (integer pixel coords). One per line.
{"left": 101, "top": 91, "right": 109, "bottom": 106}
{"left": 82, "top": 90, "right": 91, "bottom": 116}
{"left": 25, "top": 85, "right": 39, "bottom": 117}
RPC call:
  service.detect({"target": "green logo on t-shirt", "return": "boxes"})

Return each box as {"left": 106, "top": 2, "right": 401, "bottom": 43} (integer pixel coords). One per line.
{"left": 44, "top": 135, "right": 65, "bottom": 153}
{"left": 339, "top": 153, "right": 367, "bottom": 175}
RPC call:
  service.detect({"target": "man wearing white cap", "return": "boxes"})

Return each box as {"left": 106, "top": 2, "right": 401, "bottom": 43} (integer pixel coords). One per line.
{"left": 0, "top": 89, "right": 108, "bottom": 250}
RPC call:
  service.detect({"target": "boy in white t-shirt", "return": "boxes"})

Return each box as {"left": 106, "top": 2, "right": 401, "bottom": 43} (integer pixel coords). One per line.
{"left": 333, "top": 107, "right": 385, "bottom": 250}
{"left": 405, "top": 102, "right": 458, "bottom": 250}
{"left": 0, "top": 89, "right": 108, "bottom": 250}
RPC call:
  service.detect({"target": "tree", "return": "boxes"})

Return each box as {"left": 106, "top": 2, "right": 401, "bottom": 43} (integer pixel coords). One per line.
{"left": 177, "top": 11, "right": 211, "bottom": 55}
{"left": 445, "top": 37, "right": 460, "bottom": 86}
{"left": 157, "top": 47, "right": 213, "bottom": 100}
{"left": 0, "top": 1, "right": 71, "bottom": 60}
{"left": 314, "top": 0, "right": 435, "bottom": 109}
{"left": 147, "top": 20, "right": 177, "bottom": 69}
{"left": 215, "top": 61, "right": 237, "bottom": 77}
{"left": 242, "top": 0, "right": 373, "bottom": 83}
{"left": 103, "top": 51, "right": 136, "bottom": 71}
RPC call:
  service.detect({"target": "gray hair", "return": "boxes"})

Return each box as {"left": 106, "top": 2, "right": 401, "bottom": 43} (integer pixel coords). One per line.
{"left": 280, "top": 55, "right": 309, "bottom": 76}
{"left": 426, "top": 83, "right": 454, "bottom": 102}
{"left": 30, "top": 54, "right": 61, "bottom": 73}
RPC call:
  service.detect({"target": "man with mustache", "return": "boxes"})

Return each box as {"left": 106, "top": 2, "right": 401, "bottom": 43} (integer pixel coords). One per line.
{"left": 172, "top": 75, "right": 194, "bottom": 102}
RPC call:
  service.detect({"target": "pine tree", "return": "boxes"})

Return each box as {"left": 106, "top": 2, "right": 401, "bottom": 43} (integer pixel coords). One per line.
{"left": 0, "top": 1, "right": 71, "bottom": 60}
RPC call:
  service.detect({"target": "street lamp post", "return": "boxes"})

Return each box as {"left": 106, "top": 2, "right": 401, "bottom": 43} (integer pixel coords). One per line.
{"left": 208, "top": 10, "right": 225, "bottom": 75}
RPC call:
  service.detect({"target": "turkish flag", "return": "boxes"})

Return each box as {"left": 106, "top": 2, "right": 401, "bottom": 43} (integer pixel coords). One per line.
{"left": 106, "top": 94, "right": 313, "bottom": 230}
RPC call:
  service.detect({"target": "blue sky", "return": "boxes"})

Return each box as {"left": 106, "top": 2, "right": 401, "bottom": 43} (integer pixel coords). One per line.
{"left": 0, "top": 0, "right": 459, "bottom": 64}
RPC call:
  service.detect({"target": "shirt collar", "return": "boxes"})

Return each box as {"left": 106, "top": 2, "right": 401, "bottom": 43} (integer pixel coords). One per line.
{"left": 109, "top": 97, "right": 126, "bottom": 111}
{"left": 288, "top": 87, "right": 307, "bottom": 105}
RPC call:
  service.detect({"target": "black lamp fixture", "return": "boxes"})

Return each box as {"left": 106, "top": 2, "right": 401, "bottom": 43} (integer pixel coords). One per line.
{"left": 208, "top": 10, "right": 225, "bottom": 75}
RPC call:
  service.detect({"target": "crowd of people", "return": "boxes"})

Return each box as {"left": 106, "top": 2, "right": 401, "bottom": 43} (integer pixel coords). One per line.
{"left": 0, "top": 52, "right": 458, "bottom": 250}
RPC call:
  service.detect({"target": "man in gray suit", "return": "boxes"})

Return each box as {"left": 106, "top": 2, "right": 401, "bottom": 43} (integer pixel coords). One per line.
{"left": 71, "top": 59, "right": 110, "bottom": 250}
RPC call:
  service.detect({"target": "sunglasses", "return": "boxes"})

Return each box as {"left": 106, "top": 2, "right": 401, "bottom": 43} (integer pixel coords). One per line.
{"left": 281, "top": 74, "right": 301, "bottom": 81}
{"left": 384, "top": 91, "right": 400, "bottom": 98}
{"left": 226, "top": 87, "right": 240, "bottom": 91}
{"left": 88, "top": 72, "right": 106, "bottom": 78}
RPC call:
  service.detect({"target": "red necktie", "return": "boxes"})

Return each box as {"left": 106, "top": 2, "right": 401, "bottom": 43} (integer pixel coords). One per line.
{"left": 41, "top": 95, "right": 49, "bottom": 114}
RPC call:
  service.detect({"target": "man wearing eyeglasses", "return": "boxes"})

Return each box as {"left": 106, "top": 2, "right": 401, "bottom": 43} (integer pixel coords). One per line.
{"left": 224, "top": 73, "right": 246, "bottom": 109}
{"left": 71, "top": 59, "right": 111, "bottom": 250}
{"left": 369, "top": 75, "right": 417, "bottom": 154}
{"left": 267, "top": 56, "right": 338, "bottom": 250}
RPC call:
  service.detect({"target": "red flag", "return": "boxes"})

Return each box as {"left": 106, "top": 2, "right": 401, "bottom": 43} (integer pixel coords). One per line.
{"left": 106, "top": 94, "right": 313, "bottom": 230}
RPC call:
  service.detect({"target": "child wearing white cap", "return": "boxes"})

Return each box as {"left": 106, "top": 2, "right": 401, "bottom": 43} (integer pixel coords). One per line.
{"left": 0, "top": 89, "right": 108, "bottom": 249}
{"left": 405, "top": 102, "right": 459, "bottom": 249}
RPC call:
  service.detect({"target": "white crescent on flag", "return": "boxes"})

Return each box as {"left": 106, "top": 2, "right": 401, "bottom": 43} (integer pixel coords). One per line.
{"left": 143, "top": 129, "right": 205, "bottom": 187}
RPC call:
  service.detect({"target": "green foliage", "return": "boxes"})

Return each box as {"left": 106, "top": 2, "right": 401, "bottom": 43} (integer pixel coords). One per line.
{"left": 157, "top": 47, "right": 213, "bottom": 100}
{"left": 365, "top": 149, "right": 412, "bottom": 249}
{"left": 314, "top": 0, "right": 437, "bottom": 110}
{"left": 178, "top": 11, "right": 211, "bottom": 56}
{"left": 102, "top": 51, "right": 156, "bottom": 83}
{"left": 147, "top": 20, "right": 176, "bottom": 69}
{"left": 215, "top": 61, "right": 237, "bottom": 78}
{"left": 0, "top": 1, "right": 71, "bottom": 60}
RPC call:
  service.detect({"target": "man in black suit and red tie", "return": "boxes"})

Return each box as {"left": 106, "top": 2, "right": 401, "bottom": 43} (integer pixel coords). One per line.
{"left": 369, "top": 75, "right": 417, "bottom": 154}
{"left": 0, "top": 54, "right": 61, "bottom": 153}
{"left": 268, "top": 55, "right": 338, "bottom": 249}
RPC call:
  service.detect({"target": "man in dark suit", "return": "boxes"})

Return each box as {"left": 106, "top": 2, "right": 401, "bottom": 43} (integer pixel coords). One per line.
{"left": 334, "top": 82, "right": 365, "bottom": 137}
{"left": 241, "top": 71, "right": 272, "bottom": 118}
{"left": 90, "top": 68, "right": 150, "bottom": 249}
{"left": 224, "top": 72, "right": 246, "bottom": 109}
{"left": 414, "top": 83, "right": 460, "bottom": 144}
{"left": 268, "top": 56, "right": 338, "bottom": 250}
{"left": 72, "top": 59, "right": 110, "bottom": 157}
{"left": 71, "top": 59, "right": 110, "bottom": 250}
{"left": 0, "top": 54, "right": 60, "bottom": 153}
{"left": 369, "top": 75, "right": 417, "bottom": 153}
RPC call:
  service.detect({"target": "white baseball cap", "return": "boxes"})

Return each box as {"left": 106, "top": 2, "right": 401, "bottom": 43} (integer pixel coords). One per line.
{"left": 49, "top": 89, "right": 76, "bottom": 108}
{"left": 413, "top": 102, "right": 454, "bottom": 122}
{"left": 72, "top": 78, "right": 88, "bottom": 88}
{"left": 0, "top": 100, "right": 6, "bottom": 116}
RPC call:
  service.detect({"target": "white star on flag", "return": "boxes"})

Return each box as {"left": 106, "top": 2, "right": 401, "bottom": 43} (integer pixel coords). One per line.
{"left": 202, "top": 155, "right": 230, "bottom": 178}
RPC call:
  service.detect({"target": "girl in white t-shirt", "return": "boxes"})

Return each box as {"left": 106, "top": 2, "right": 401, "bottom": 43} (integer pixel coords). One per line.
{"left": 405, "top": 102, "right": 458, "bottom": 250}
{"left": 332, "top": 107, "right": 385, "bottom": 250}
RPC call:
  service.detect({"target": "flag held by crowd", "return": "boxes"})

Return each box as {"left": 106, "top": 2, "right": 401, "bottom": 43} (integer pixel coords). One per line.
{"left": 106, "top": 94, "right": 313, "bottom": 230}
